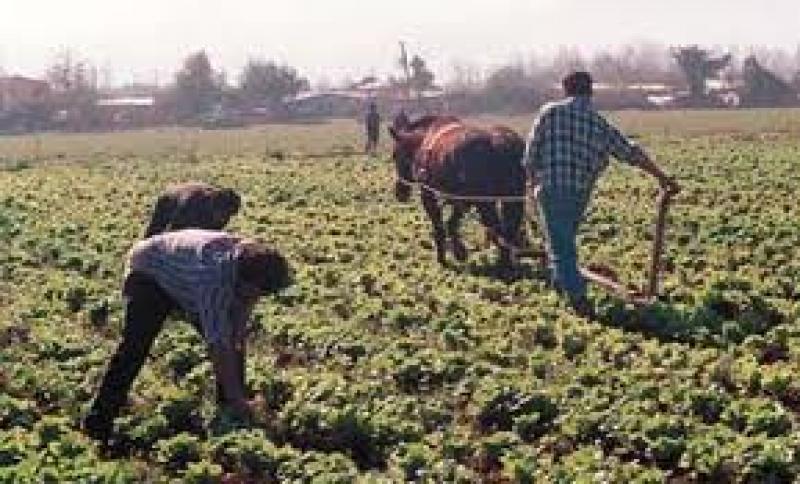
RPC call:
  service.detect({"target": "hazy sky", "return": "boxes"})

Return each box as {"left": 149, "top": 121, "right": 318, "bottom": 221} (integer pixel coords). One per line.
{"left": 2, "top": 0, "right": 798, "bottom": 86}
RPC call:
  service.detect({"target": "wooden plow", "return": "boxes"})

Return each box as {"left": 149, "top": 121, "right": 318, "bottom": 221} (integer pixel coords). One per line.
{"left": 522, "top": 190, "right": 674, "bottom": 307}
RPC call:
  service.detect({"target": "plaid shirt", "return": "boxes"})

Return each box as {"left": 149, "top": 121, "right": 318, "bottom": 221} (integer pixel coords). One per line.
{"left": 127, "top": 229, "right": 252, "bottom": 349}
{"left": 524, "top": 96, "right": 643, "bottom": 196}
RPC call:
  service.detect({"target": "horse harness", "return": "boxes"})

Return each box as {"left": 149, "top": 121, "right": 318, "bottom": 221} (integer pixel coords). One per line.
{"left": 415, "top": 122, "right": 468, "bottom": 183}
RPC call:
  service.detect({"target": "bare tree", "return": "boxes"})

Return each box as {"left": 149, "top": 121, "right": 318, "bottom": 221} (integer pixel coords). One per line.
{"left": 46, "top": 50, "right": 97, "bottom": 93}
{"left": 46, "top": 49, "right": 99, "bottom": 129}
{"left": 591, "top": 50, "right": 626, "bottom": 87}
{"left": 548, "top": 46, "right": 587, "bottom": 82}
{"left": 448, "top": 61, "right": 483, "bottom": 91}
{"left": 398, "top": 41, "right": 411, "bottom": 99}
{"left": 409, "top": 55, "right": 436, "bottom": 96}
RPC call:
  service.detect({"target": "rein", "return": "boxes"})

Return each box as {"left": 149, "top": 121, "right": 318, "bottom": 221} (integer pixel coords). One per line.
{"left": 394, "top": 175, "right": 529, "bottom": 203}
{"left": 394, "top": 175, "right": 542, "bottom": 259}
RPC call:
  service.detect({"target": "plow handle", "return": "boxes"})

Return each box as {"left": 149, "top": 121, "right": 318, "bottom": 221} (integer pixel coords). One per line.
{"left": 647, "top": 191, "right": 672, "bottom": 299}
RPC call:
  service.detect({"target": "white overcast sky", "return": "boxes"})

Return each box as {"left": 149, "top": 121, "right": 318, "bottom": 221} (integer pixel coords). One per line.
{"left": 1, "top": 0, "right": 798, "bottom": 85}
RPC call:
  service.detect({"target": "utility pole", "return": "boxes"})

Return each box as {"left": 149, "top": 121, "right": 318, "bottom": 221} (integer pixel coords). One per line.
{"left": 398, "top": 41, "right": 411, "bottom": 101}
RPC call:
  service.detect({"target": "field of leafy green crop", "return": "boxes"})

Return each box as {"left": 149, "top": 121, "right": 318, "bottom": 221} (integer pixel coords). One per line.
{"left": 2, "top": 111, "right": 800, "bottom": 482}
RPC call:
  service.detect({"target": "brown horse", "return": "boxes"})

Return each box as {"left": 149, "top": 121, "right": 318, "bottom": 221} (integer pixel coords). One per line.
{"left": 388, "top": 115, "right": 527, "bottom": 267}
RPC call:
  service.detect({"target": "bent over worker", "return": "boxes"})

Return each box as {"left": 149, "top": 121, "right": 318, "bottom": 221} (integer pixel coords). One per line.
{"left": 524, "top": 71, "right": 679, "bottom": 316}
{"left": 83, "top": 229, "right": 292, "bottom": 440}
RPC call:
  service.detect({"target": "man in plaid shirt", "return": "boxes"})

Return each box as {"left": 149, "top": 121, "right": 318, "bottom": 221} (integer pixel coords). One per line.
{"left": 524, "top": 71, "right": 679, "bottom": 315}
{"left": 83, "top": 229, "right": 292, "bottom": 441}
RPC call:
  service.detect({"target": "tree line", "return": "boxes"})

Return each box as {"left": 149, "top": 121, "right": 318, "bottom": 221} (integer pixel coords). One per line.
{"left": 3, "top": 42, "right": 800, "bottom": 131}
{"left": 447, "top": 43, "right": 800, "bottom": 113}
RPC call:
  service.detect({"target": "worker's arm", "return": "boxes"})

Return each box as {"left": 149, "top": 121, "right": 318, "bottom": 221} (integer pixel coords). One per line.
{"left": 203, "top": 294, "right": 252, "bottom": 418}
{"left": 209, "top": 343, "right": 250, "bottom": 415}
{"left": 607, "top": 124, "right": 679, "bottom": 195}
{"left": 636, "top": 154, "right": 680, "bottom": 195}
{"left": 210, "top": 344, "right": 246, "bottom": 403}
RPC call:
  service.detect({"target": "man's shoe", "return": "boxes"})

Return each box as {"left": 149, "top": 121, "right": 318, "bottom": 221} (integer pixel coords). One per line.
{"left": 82, "top": 412, "right": 112, "bottom": 442}
{"left": 570, "top": 298, "right": 596, "bottom": 320}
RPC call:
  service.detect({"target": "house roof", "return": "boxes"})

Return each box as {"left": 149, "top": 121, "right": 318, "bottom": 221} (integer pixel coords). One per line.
{"left": 285, "top": 88, "right": 444, "bottom": 104}
{"left": 0, "top": 75, "right": 49, "bottom": 86}
{"left": 96, "top": 97, "right": 155, "bottom": 107}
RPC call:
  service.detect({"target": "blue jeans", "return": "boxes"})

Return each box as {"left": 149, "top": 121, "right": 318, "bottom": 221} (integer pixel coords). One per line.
{"left": 536, "top": 189, "right": 589, "bottom": 303}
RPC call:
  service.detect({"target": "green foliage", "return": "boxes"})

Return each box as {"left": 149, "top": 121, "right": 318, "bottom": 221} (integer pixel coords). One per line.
{"left": 388, "top": 442, "right": 435, "bottom": 481}
{"left": 0, "top": 396, "right": 37, "bottom": 430}
{"left": 2, "top": 115, "right": 800, "bottom": 480}
{"left": 472, "top": 382, "right": 558, "bottom": 440}
{"left": 183, "top": 461, "right": 223, "bottom": 484}
{"left": 211, "top": 429, "right": 289, "bottom": 479}
{"left": 156, "top": 433, "right": 204, "bottom": 471}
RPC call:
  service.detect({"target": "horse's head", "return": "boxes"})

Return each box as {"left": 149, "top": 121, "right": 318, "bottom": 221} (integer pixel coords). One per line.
{"left": 388, "top": 126, "right": 423, "bottom": 202}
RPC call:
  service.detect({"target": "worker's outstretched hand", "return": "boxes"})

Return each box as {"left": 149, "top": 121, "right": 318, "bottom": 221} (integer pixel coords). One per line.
{"left": 226, "top": 398, "right": 255, "bottom": 421}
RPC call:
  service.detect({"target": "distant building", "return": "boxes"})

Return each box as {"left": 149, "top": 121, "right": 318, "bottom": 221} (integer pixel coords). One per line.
{"left": 95, "top": 96, "right": 161, "bottom": 128}
{"left": 0, "top": 76, "right": 51, "bottom": 132}
{"left": 550, "top": 80, "right": 744, "bottom": 110}
{"left": 0, "top": 76, "right": 50, "bottom": 112}
{"left": 284, "top": 82, "right": 445, "bottom": 119}
{"left": 284, "top": 92, "right": 362, "bottom": 118}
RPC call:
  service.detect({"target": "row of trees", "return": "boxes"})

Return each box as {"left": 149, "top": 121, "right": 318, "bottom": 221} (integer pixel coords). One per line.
{"left": 168, "top": 51, "right": 310, "bottom": 120}
{"left": 167, "top": 46, "right": 443, "bottom": 121}
{"left": 4, "top": 42, "right": 800, "bottom": 130}
{"left": 26, "top": 49, "right": 312, "bottom": 125}
{"left": 446, "top": 44, "right": 800, "bottom": 113}
{"left": 33, "top": 47, "right": 441, "bottom": 124}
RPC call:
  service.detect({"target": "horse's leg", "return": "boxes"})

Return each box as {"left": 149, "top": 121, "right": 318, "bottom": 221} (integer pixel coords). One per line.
{"left": 483, "top": 202, "right": 499, "bottom": 248}
{"left": 476, "top": 202, "right": 512, "bottom": 268}
{"left": 421, "top": 189, "right": 447, "bottom": 265}
{"left": 501, "top": 200, "right": 525, "bottom": 252}
{"left": 446, "top": 202, "right": 468, "bottom": 262}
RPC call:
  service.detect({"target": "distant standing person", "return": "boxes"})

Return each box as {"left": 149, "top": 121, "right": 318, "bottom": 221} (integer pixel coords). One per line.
{"left": 144, "top": 182, "right": 241, "bottom": 238}
{"left": 83, "top": 229, "right": 292, "bottom": 441}
{"left": 364, "top": 101, "right": 381, "bottom": 156}
{"left": 524, "top": 71, "right": 679, "bottom": 316}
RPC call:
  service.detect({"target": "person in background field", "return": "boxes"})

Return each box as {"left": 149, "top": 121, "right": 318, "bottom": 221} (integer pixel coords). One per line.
{"left": 524, "top": 71, "right": 679, "bottom": 317}
{"left": 144, "top": 182, "right": 241, "bottom": 238}
{"left": 83, "top": 229, "right": 292, "bottom": 441}
{"left": 364, "top": 101, "right": 381, "bottom": 156}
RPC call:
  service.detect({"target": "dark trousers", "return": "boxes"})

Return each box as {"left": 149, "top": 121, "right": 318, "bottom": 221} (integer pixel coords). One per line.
{"left": 365, "top": 129, "right": 379, "bottom": 153}
{"left": 84, "top": 271, "right": 243, "bottom": 438}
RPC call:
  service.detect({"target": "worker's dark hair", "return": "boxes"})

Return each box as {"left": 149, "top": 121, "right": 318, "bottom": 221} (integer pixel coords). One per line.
{"left": 563, "top": 71, "right": 593, "bottom": 97}
{"left": 236, "top": 241, "right": 292, "bottom": 294}
{"left": 219, "top": 188, "right": 241, "bottom": 215}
